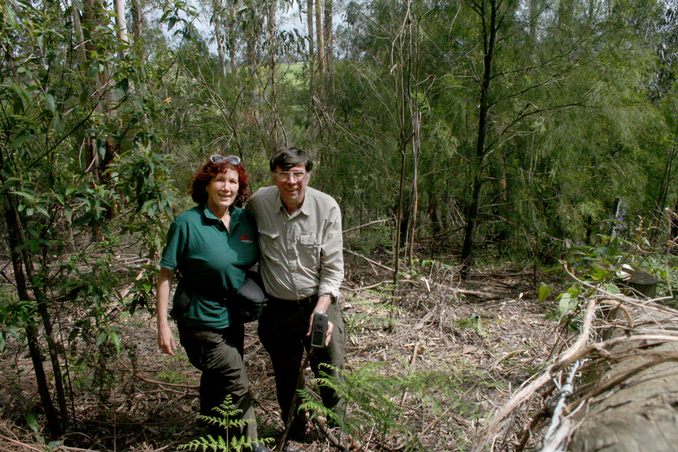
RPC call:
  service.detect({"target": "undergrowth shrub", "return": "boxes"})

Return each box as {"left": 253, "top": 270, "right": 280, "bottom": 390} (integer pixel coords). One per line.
{"left": 179, "top": 395, "right": 272, "bottom": 452}
{"left": 299, "top": 362, "right": 486, "bottom": 451}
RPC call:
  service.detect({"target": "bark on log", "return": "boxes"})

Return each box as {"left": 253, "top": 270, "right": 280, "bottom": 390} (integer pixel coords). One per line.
{"left": 569, "top": 308, "right": 678, "bottom": 452}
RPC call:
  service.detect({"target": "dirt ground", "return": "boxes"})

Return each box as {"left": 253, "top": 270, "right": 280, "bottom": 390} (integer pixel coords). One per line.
{"left": 0, "top": 254, "right": 562, "bottom": 452}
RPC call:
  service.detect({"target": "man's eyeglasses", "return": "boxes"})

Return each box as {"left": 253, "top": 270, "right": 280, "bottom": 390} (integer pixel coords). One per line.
{"left": 210, "top": 155, "right": 241, "bottom": 165}
{"left": 275, "top": 170, "right": 306, "bottom": 181}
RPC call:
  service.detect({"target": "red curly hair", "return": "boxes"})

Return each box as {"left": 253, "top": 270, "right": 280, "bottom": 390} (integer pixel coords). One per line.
{"left": 190, "top": 156, "right": 251, "bottom": 207}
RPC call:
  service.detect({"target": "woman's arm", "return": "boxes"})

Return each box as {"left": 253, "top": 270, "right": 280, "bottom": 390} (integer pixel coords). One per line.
{"left": 156, "top": 267, "right": 177, "bottom": 355}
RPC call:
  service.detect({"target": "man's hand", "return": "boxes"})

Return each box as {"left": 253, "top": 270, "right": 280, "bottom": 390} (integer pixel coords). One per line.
{"left": 308, "top": 294, "right": 334, "bottom": 346}
{"left": 307, "top": 311, "right": 334, "bottom": 347}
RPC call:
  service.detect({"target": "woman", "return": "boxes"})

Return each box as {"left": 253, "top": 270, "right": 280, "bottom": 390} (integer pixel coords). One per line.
{"left": 156, "top": 154, "right": 270, "bottom": 452}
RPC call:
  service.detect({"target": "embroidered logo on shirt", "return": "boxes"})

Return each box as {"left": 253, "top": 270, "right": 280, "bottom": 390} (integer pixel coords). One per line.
{"left": 240, "top": 234, "right": 253, "bottom": 244}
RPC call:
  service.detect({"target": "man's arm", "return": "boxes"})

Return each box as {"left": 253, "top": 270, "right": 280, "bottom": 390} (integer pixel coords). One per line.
{"left": 309, "top": 201, "right": 344, "bottom": 346}
{"left": 317, "top": 202, "right": 344, "bottom": 299}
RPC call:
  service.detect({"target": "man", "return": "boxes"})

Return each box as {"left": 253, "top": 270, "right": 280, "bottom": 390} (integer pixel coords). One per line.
{"left": 246, "top": 147, "right": 346, "bottom": 447}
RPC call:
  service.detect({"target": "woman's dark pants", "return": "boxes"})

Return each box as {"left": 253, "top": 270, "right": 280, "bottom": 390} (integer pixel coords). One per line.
{"left": 178, "top": 321, "right": 258, "bottom": 441}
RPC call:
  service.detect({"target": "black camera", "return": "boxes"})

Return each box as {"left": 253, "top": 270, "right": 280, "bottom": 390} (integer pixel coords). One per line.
{"left": 310, "top": 312, "right": 328, "bottom": 348}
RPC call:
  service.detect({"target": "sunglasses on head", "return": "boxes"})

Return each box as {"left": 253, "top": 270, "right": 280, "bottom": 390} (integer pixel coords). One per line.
{"left": 210, "top": 155, "right": 241, "bottom": 165}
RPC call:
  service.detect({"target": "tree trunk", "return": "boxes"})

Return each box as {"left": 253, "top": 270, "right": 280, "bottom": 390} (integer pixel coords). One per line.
{"left": 6, "top": 195, "right": 70, "bottom": 428}
{"left": 113, "top": 0, "right": 127, "bottom": 47}
{"left": 306, "top": 0, "right": 317, "bottom": 127}
{"left": 130, "top": 0, "right": 143, "bottom": 42}
{"left": 671, "top": 200, "right": 678, "bottom": 245}
{"left": 460, "top": 0, "right": 498, "bottom": 278}
{"left": 393, "top": 0, "right": 415, "bottom": 288}
{"left": 323, "top": 0, "right": 333, "bottom": 87}
{"left": 569, "top": 308, "right": 678, "bottom": 451}
{"left": 315, "top": 0, "right": 325, "bottom": 75}
{"left": 393, "top": 145, "right": 407, "bottom": 287}
{"left": 407, "top": 111, "right": 421, "bottom": 265}
{"left": 267, "top": 0, "right": 280, "bottom": 146}
{"left": 214, "top": 15, "right": 228, "bottom": 77}
{"left": 2, "top": 194, "right": 64, "bottom": 435}
{"left": 307, "top": 0, "right": 315, "bottom": 62}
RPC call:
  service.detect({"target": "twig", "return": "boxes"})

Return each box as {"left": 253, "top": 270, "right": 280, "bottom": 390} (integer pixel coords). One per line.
{"left": 471, "top": 298, "right": 598, "bottom": 452}
{"left": 116, "top": 356, "right": 198, "bottom": 390}
{"left": 0, "top": 433, "right": 44, "bottom": 452}
{"left": 400, "top": 335, "right": 421, "bottom": 407}
{"left": 278, "top": 350, "right": 313, "bottom": 451}
{"left": 348, "top": 281, "right": 389, "bottom": 292}
{"left": 559, "top": 299, "right": 597, "bottom": 364}
{"left": 312, "top": 417, "right": 349, "bottom": 451}
{"left": 343, "top": 248, "right": 394, "bottom": 272}
{"left": 343, "top": 218, "right": 392, "bottom": 234}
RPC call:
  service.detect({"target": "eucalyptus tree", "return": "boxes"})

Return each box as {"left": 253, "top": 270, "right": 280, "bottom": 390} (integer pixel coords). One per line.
{"left": 647, "top": 0, "right": 678, "bottom": 241}
{"left": 0, "top": 0, "right": 174, "bottom": 435}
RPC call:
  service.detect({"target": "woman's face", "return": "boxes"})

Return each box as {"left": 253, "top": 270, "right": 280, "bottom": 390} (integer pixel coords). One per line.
{"left": 206, "top": 169, "right": 239, "bottom": 212}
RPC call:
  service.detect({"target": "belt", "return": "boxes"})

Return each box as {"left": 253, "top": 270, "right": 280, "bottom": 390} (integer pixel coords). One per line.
{"left": 267, "top": 294, "right": 318, "bottom": 306}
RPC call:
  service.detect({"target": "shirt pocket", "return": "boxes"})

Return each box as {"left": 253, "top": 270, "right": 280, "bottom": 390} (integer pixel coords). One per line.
{"left": 298, "top": 232, "right": 321, "bottom": 267}
{"left": 259, "top": 230, "right": 280, "bottom": 257}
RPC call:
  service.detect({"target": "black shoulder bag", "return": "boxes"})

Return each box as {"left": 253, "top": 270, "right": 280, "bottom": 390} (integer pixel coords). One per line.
{"left": 237, "top": 271, "right": 267, "bottom": 323}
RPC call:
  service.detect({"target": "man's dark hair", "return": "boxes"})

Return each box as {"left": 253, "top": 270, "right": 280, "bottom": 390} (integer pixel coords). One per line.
{"left": 269, "top": 147, "right": 314, "bottom": 172}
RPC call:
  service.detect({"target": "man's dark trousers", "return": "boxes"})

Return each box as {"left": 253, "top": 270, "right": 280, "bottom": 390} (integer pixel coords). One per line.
{"left": 258, "top": 296, "right": 346, "bottom": 431}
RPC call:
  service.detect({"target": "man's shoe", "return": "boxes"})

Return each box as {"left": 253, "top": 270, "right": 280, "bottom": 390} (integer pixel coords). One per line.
{"left": 287, "top": 421, "right": 308, "bottom": 443}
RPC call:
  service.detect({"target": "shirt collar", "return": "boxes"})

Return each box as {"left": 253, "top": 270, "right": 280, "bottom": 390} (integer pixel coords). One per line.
{"left": 275, "top": 189, "right": 310, "bottom": 218}
{"left": 202, "top": 204, "right": 239, "bottom": 224}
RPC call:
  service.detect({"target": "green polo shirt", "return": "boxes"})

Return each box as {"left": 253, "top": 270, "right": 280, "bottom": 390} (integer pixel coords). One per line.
{"left": 160, "top": 205, "right": 259, "bottom": 329}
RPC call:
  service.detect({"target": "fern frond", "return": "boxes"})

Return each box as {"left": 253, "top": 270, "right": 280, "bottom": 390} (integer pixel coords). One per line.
{"left": 178, "top": 395, "right": 273, "bottom": 451}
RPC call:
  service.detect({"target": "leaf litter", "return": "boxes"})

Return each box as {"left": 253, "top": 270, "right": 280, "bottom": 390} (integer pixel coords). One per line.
{"left": 3, "top": 251, "right": 675, "bottom": 452}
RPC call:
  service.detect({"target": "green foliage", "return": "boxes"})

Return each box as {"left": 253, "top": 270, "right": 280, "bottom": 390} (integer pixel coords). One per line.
{"left": 454, "top": 312, "right": 487, "bottom": 337}
{"left": 299, "top": 364, "right": 421, "bottom": 449}
{"left": 0, "top": 292, "right": 36, "bottom": 353}
{"left": 299, "top": 361, "right": 489, "bottom": 450}
{"left": 543, "top": 234, "right": 677, "bottom": 324}
{"left": 545, "top": 236, "right": 629, "bottom": 319}
{"left": 0, "top": 0, "right": 180, "bottom": 432}
{"left": 178, "top": 396, "right": 272, "bottom": 452}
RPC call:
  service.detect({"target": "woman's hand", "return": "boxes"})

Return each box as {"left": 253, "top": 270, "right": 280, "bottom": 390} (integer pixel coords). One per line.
{"left": 157, "top": 322, "right": 177, "bottom": 355}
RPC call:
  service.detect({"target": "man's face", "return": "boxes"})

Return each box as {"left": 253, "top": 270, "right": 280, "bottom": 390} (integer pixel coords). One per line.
{"left": 273, "top": 165, "right": 309, "bottom": 212}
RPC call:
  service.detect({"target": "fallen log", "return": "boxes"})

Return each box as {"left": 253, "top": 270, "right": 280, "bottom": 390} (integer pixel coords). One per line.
{"left": 470, "top": 292, "right": 678, "bottom": 452}
{"left": 568, "top": 305, "right": 678, "bottom": 452}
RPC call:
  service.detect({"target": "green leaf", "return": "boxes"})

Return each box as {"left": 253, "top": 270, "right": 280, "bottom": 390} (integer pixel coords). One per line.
{"left": 559, "top": 293, "right": 575, "bottom": 316}
{"left": 604, "top": 283, "right": 621, "bottom": 294}
{"left": 110, "top": 330, "right": 120, "bottom": 353}
{"left": 11, "top": 191, "right": 37, "bottom": 203}
{"left": 96, "top": 331, "right": 107, "bottom": 346}
{"left": 44, "top": 93, "right": 56, "bottom": 113}
{"left": 538, "top": 283, "right": 552, "bottom": 302}
{"left": 36, "top": 206, "right": 49, "bottom": 217}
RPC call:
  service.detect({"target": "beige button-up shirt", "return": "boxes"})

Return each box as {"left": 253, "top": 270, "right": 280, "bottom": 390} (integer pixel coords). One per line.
{"left": 246, "top": 186, "right": 344, "bottom": 301}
